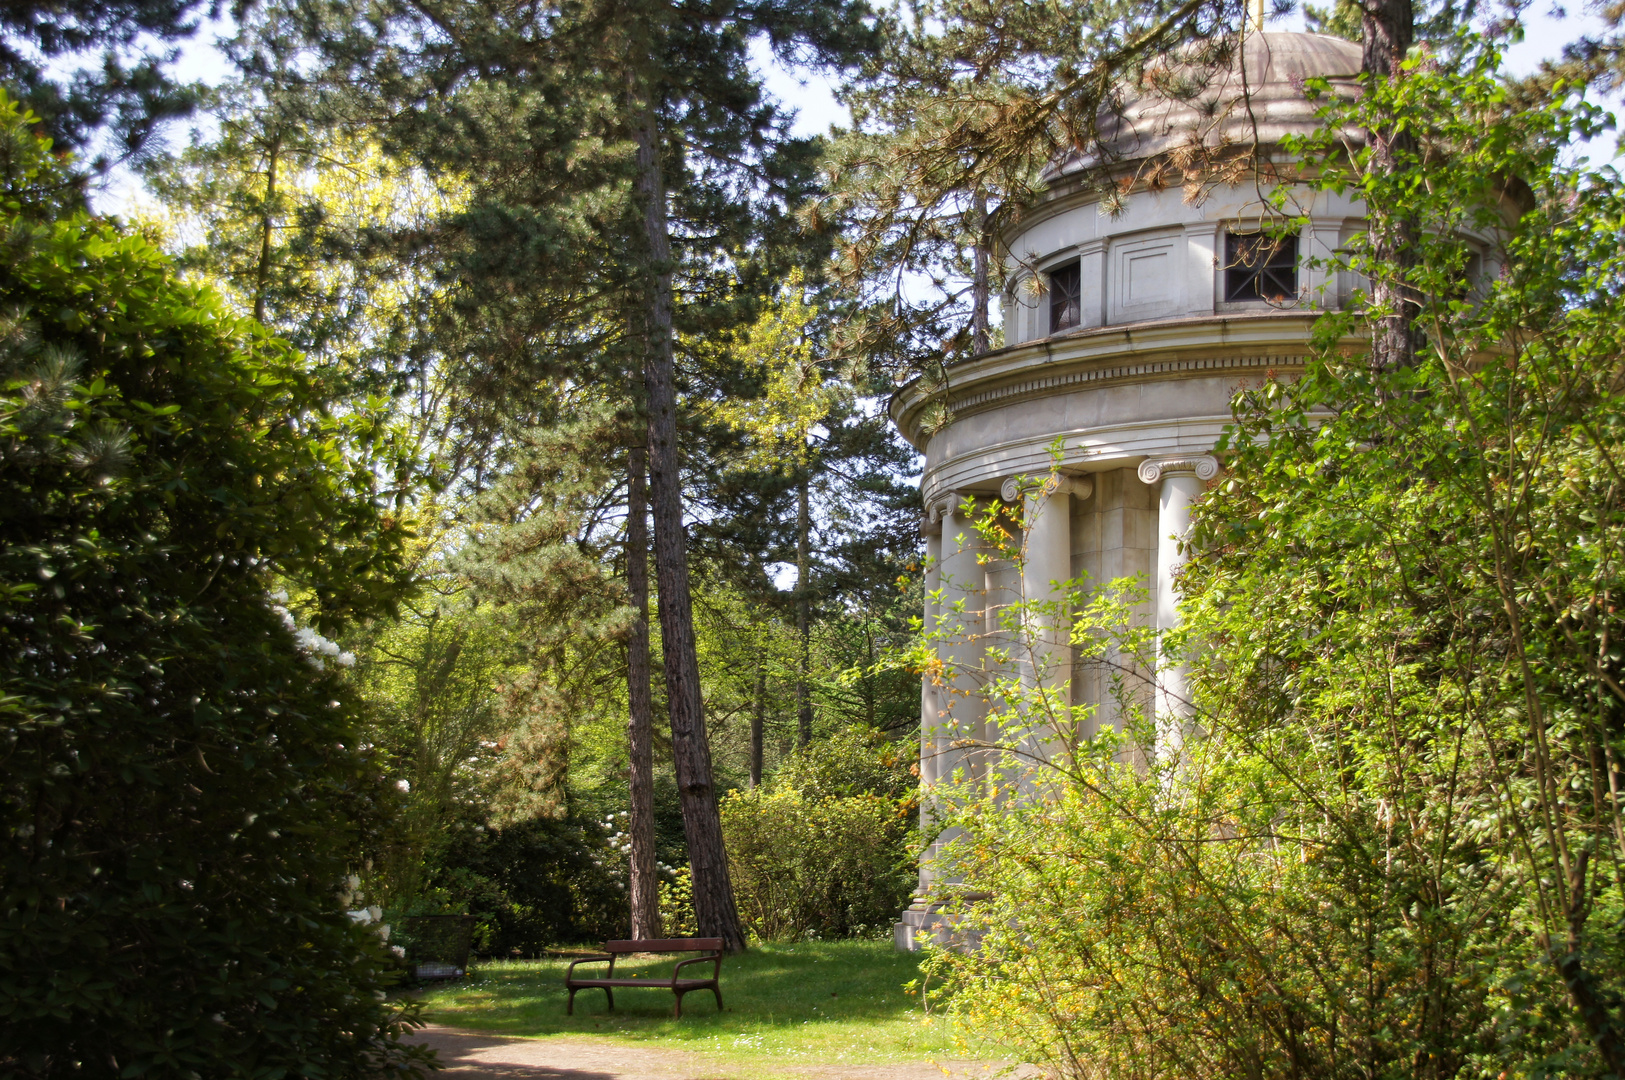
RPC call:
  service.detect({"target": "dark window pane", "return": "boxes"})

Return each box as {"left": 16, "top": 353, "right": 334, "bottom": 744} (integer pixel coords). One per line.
{"left": 1224, "top": 232, "right": 1299, "bottom": 302}
{"left": 1050, "top": 261, "right": 1082, "bottom": 332}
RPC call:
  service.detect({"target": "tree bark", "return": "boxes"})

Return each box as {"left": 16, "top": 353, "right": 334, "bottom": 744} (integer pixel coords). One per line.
{"left": 971, "top": 190, "right": 990, "bottom": 355}
{"left": 1361, "top": 0, "right": 1419, "bottom": 373}
{"left": 634, "top": 105, "right": 746, "bottom": 952}
{"left": 625, "top": 441, "right": 661, "bottom": 940}
{"left": 1549, "top": 848, "right": 1625, "bottom": 1077}
{"left": 795, "top": 470, "right": 813, "bottom": 748}
{"left": 254, "top": 132, "right": 281, "bottom": 326}
{"left": 750, "top": 651, "right": 765, "bottom": 789}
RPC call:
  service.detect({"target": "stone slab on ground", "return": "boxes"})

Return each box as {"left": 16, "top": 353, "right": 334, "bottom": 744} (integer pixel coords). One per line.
{"left": 410, "top": 1024, "right": 1041, "bottom": 1080}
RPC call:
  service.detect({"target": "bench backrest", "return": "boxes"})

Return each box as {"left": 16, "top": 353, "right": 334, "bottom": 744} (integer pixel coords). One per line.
{"left": 603, "top": 938, "right": 722, "bottom": 954}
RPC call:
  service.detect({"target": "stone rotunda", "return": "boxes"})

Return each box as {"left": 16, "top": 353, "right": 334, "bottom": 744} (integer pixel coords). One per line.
{"left": 893, "top": 31, "right": 1384, "bottom": 950}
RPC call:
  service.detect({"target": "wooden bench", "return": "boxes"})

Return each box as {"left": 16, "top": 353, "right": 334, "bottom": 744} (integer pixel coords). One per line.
{"left": 565, "top": 938, "right": 724, "bottom": 1018}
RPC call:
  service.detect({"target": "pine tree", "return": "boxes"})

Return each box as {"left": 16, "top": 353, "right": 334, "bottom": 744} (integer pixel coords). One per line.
{"left": 0, "top": 0, "right": 207, "bottom": 168}
{"left": 274, "top": 0, "right": 874, "bottom": 951}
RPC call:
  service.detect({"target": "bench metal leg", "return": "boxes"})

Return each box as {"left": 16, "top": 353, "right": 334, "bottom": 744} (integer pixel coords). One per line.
{"left": 673, "top": 989, "right": 683, "bottom": 1018}
{"left": 568, "top": 986, "right": 614, "bottom": 1015}
{"left": 712, "top": 986, "right": 723, "bottom": 1012}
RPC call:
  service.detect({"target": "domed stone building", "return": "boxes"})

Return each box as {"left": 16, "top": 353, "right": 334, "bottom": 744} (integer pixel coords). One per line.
{"left": 893, "top": 31, "right": 1376, "bottom": 950}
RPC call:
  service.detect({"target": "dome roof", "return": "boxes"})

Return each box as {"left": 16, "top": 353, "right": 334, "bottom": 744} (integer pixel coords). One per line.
{"left": 1047, "top": 31, "right": 1362, "bottom": 180}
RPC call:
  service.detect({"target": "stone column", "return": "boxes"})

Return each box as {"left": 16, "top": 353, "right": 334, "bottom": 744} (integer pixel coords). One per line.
{"left": 934, "top": 492, "right": 987, "bottom": 791}
{"left": 1137, "top": 455, "right": 1219, "bottom": 759}
{"left": 903, "top": 503, "right": 949, "bottom": 941}
{"left": 1001, "top": 472, "right": 1091, "bottom": 784}
{"left": 919, "top": 516, "right": 943, "bottom": 790}
{"left": 910, "top": 515, "right": 943, "bottom": 901}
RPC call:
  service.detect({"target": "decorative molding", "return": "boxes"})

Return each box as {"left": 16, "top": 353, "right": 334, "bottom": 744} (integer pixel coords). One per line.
{"left": 1000, "top": 473, "right": 1095, "bottom": 503}
{"left": 920, "top": 413, "right": 1243, "bottom": 502}
{"left": 1138, "top": 454, "right": 1221, "bottom": 484}
{"left": 913, "top": 352, "right": 1302, "bottom": 441}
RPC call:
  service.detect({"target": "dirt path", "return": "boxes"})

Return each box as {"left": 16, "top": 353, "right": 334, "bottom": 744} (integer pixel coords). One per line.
{"left": 409, "top": 1025, "right": 1039, "bottom": 1080}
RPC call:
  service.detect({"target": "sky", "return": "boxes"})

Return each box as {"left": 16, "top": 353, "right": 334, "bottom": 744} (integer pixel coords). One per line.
{"left": 92, "top": 3, "right": 1619, "bottom": 213}
{"left": 745, "top": 6, "right": 1623, "bottom": 149}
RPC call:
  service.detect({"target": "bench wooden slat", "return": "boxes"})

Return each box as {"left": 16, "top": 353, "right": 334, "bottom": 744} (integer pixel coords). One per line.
{"left": 565, "top": 938, "right": 726, "bottom": 1018}
{"left": 567, "top": 978, "right": 717, "bottom": 988}
{"left": 602, "top": 937, "right": 722, "bottom": 953}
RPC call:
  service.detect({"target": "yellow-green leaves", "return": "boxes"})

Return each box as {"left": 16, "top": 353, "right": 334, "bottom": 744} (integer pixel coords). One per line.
{"left": 703, "top": 274, "right": 848, "bottom": 477}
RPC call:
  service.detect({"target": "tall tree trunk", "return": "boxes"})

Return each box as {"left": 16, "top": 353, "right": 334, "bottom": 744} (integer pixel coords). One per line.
{"left": 1361, "top": 0, "right": 1418, "bottom": 373}
{"left": 750, "top": 651, "right": 765, "bottom": 789}
{"left": 625, "top": 441, "right": 661, "bottom": 940}
{"left": 254, "top": 132, "right": 281, "bottom": 325}
{"left": 634, "top": 105, "right": 747, "bottom": 953}
{"left": 795, "top": 469, "right": 813, "bottom": 748}
{"left": 971, "top": 190, "right": 989, "bottom": 355}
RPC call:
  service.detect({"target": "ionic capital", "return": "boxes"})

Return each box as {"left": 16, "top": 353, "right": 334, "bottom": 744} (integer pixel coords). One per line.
{"left": 1137, "top": 454, "right": 1220, "bottom": 485}
{"left": 926, "top": 490, "right": 973, "bottom": 524}
{"left": 1000, "top": 473, "right": 1094, "bottom": 503}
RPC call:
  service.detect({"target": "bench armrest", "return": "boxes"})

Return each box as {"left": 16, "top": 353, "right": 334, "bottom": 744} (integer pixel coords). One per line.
{"left": 671, "top": 952, "right": 722, "bottom": 985}
{"left": 566, "top": 954, "right": 615, "bottom": 980}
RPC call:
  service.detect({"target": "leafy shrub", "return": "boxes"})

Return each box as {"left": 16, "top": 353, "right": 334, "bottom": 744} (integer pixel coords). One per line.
{"left": 773, "top": 723, "right": 918, "bottom": 800}
{"left": 659, "top": 866, "right": 698, "bottom": 938}
{"left": 923, "top": 733, "right": 1519, "bottom": 1079}
{"left": 721, "top": 786, "right": 915, "bottom": 941}
{"left": 430, "top": 815, "right": 630, "bottom": 955}
{"left": 0, "top": 96, "right": 426, "bottom": 1076}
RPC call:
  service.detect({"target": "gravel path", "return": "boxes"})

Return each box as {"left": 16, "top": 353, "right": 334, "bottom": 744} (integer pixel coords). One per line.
{"left": 409, "top": 1024, "right": 1039, "bottom": 1080}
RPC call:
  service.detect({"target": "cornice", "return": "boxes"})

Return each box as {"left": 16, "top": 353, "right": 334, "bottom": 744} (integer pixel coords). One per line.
{"left": 892, "top": 312, "right": 1330, "bottom": 450}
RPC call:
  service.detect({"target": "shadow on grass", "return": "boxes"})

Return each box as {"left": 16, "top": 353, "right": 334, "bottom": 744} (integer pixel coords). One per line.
{"left": 420, "top": 940, "right": 941, "bottom": 1049}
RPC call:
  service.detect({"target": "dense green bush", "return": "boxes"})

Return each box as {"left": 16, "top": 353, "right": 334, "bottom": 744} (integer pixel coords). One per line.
{"left": 772, "top": 723, "right": 918, "bottom": 800}
{"left": 0, "top": 97, "right": 428, "bottom": 1076}
{"left": 717, "top": 726, "right": 916, "bottom": 942}
{"left": 426, "top": 815, "right": 632, "bottom": 955}
{"left": 721, "top": 785, "right": 915, "bottom": 941}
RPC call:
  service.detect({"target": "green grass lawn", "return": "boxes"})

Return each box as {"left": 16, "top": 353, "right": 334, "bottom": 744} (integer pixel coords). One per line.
{"left": 416, "top": 940, "right": 974, "bottom": 1069}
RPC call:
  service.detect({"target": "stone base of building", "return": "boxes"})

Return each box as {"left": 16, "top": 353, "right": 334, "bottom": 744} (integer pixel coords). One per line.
{"left": 893, "top": 893, "right": 990, "bottom": 951}
{"left": 893, "top": 900, "right": 944, "bottom": 952}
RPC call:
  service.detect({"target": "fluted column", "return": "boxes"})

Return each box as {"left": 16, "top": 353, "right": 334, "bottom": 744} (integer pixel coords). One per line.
{"left": 1137, "top": 455, "right": 1219, "bottom": 759}
{"left": 920, "top": 491, "right": 986, "bottom": 890}
{"left": 919, "top": 517, "right": 943, "bottom": 788}
{"left": 934, "top": 492, "right": 986, "bottom": 788}
{"left": 1001, "top": 472, "right": 1091, "bottom": 784}
{"left": 899, "top": 502, "right": 960, "bottom": 946}
{"left": 915, "top": 515, "right": 943, "bottom": 899}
